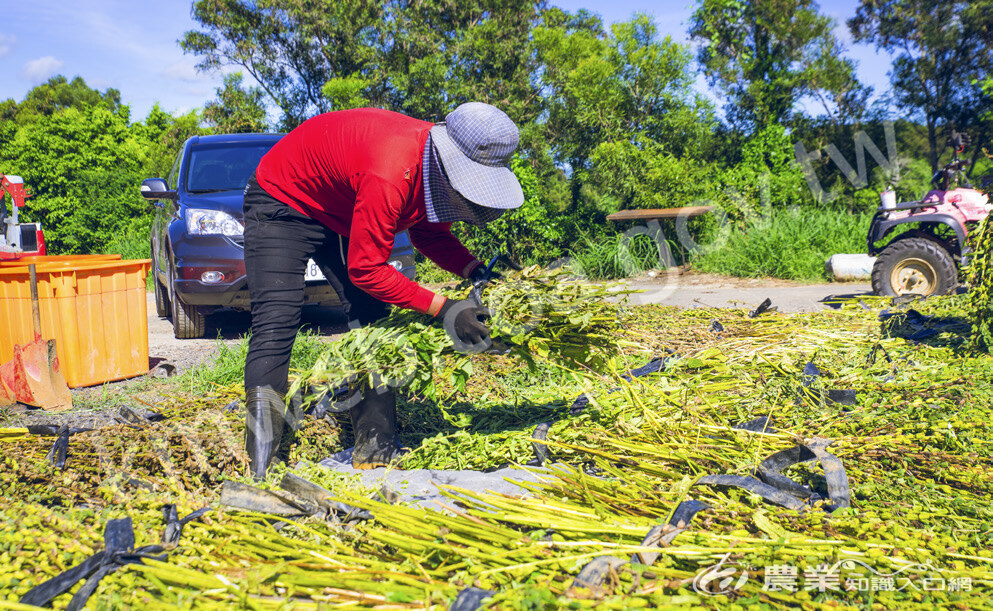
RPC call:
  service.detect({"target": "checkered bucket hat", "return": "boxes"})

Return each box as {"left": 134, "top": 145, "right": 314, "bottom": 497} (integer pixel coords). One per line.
{"left": 425, "top": 103, "right": 524, "bottom": 224}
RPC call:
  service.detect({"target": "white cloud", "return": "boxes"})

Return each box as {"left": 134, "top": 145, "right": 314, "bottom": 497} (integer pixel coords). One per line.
{"left": 0, "top": 34, "right": 15, "bottom": 59}
{"left": 20, "top": 56, "right": 64, "bottom": 84}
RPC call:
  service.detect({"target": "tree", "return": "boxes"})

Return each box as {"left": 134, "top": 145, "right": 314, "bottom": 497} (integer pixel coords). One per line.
{"left": 2, "top": 75, "right": 123, "bottom": 123}
{"left": 203, "top": 72, "right": 269, "bottom": 133}
{"left": 0, "top": 78, "right": 204, "bottom": 254}
{"left": 849, "top": 0, "right": 993, "bottom": 172}
{"left": 689, "top": 0, "right": 870, "bottom": 131}
{"left": 137, "top": 104, "right": 206, "bottom": 180}
{"left": 181, "top": 0, "right": 545, "bottom": 128}
{"left": 533, "top": 12, "right": 716, "bottom": 210}
{"left": 2, "top": 104, "right": 147, "bottom": 253}
{"left": 377, "top": 0, "right": 546, "bottom": 122}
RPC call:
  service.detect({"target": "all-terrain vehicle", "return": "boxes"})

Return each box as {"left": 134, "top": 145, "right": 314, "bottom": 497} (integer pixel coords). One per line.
{"left": 868, "top": 132, "right": 991, "bottom": 296}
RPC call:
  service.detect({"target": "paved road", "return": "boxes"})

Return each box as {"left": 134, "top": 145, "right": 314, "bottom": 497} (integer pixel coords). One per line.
{"left": 619, "top": 280, "right": 873, "bottom": 312}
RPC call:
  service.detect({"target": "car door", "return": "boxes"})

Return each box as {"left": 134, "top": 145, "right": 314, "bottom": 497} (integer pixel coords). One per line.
{"left": 153, "top": 148, "right": 185, "bottom": 285}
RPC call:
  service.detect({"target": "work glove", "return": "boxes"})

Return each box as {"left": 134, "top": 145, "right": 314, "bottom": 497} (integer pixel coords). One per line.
{"left": 437, "top": 298, "right": 492, "bottom": 353}
{"left": 467, "top": 263, "right": 501, "bottom": 283}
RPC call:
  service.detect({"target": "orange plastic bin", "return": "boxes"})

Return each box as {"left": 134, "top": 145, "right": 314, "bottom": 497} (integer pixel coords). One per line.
{"left": 0, "top": 259, "right": 151, "bottom": 387}
{"left": 0, "top": 254, "right": 121, "bottom": 267}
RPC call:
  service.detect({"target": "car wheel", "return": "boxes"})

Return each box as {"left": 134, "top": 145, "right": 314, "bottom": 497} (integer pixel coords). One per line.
{"left": 171, "top": 292, "right": 207, "bottom": 339}
{"left": 871, "top": 237, "right": 957, "bottom": 296}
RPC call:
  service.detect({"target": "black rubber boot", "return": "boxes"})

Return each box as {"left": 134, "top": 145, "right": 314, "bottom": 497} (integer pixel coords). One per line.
{"left": 351, "top": 385, "right": 406, "bottom": 470}
{"left": 245, "top": 386, "right": 286, "bottom": 480}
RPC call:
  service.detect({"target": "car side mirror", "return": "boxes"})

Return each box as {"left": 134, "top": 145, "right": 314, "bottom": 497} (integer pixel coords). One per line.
{"left": 141, "top": 178, "right": 178, "bottom": 205}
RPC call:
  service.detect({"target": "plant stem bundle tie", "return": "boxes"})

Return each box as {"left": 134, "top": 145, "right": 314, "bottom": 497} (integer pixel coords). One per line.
{"left": 20, "top": 508, "right": 206, "bottom": 610}
{"left": 569, "top": 499, "right": 710, "bottom": 594}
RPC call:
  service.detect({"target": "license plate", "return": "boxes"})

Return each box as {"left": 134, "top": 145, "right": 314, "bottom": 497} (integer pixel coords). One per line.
{"left": 304, "top": 259, "right": 325, "bottom": 281}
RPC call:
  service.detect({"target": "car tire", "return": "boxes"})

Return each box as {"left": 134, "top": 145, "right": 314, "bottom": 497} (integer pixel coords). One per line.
{"left": 154, "top": 276, "right": 171, "bottom": 318}
{"left": 153, "top": 250, "right": 171, "bottom": 318}
{"left": 871, "top": 237, "right": 958, "bottom": 297}
{"left": 172, "top": 292, "right": 207, "bottom": 339}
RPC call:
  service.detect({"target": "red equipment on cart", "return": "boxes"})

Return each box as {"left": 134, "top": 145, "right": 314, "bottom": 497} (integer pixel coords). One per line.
{"left": 0, "top": 174, "right": 46, "bottom": 260}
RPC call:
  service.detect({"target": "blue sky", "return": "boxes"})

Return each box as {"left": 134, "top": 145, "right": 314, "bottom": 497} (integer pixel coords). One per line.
{"left": 2, "top": 0, "right": 893, "bottom": 122}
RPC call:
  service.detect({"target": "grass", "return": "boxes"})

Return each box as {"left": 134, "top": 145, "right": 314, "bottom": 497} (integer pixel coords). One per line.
{"left": 101, "top": 222, "right": 155, "bottom": 289}
{"left": 565, "top": 232, "right": 663, "bottom": 280}
{"left": 691, "top": 207, "right": 872, "bottom": 281}
{"left": 174, "top": 330, "right": 335, "bottom": 396}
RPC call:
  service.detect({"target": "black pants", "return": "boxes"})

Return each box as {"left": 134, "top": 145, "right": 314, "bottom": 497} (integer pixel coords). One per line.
{"left": 243, "top": 176, "right": 389, "bottom": 394}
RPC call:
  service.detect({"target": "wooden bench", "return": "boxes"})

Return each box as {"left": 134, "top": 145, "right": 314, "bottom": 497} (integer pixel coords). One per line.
{"left": 606, "top": 206, "right": 717, "bottom": 267}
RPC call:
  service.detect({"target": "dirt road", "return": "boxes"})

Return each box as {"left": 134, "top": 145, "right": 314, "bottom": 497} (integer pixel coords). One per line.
{"left": 146, "top": 295, "right": 351, "bottom": 374}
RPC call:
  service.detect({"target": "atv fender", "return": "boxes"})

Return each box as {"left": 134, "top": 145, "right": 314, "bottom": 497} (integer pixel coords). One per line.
{"left": 867, "top": 213, "right": 966, "bottom": 257}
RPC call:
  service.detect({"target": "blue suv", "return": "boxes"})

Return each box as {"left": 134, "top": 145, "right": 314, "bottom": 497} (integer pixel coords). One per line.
{"left": 141, "top": 134, "right": 416, "bottom": 338}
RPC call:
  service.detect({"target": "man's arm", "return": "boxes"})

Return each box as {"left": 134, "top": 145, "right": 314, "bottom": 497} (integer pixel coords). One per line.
{"left": 407, "top": 221, "right": 481, "bottom": 280}
{"left": 346, "top": 175, "right": 443, "bottom": 314}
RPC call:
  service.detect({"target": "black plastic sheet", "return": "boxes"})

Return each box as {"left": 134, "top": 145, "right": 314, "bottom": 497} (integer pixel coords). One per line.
{"left": 570, "top": 499, "right": 710, "bottom": 593}
{"left": 19, "top": 508, "right": 206, "bottom": 610}
{"left": 45, "top": 425, "right": 69, "bottom": 470}
{"left": 749, "top": 297, "right": 775, "bottom": 318}
{"left": 449, "top": 586, "right": 496, "bottom": 611}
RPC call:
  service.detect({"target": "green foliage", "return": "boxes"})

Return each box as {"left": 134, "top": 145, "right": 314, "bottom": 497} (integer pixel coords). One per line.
{"left": 533, "top": 13, "right": 716, "bottom": 210}
{"left": 182, "top": 0, "right": 543, "bottom": 128}
{"left": 290, "top": 267, "right": 624, "bottom": 403}
{"left": 849, "top": 0, "right": 993, "bottom": 171}
{"left": 454, "top": 159, "right": 564, "bottom": 266}
{"left": 138, "top": 104, "right": 206, "bottom": 180}
{"left": 692, "top": 207, "right": 872, "bottom": 280}
{"left": 968, "top": 214, "right": 993, "bottom": 351}
{"left": 321, "top": 75, "right": 372, "bottom": 111}
{"left": 2, "top": 75, "right": 123, "bottom": 122}
{"left": 0, "top": 77, "right": 207, "bottom": 255}
{"left": 713, "top": 123, "right": 813, "bottom": 215}
{"left": 2, "top": 105, "right": 145, "bottom": 253}
{"left": 565, "top": 232, "right": 662, "bottom": 280}
{"left": 690, "top": 0, "right": 870, "bottom": 130}
{"left": 203, "top": 73, "right": 268, "bottom": 133}
{"left": 176, "top": 330, "right": 332, "bottom": 396}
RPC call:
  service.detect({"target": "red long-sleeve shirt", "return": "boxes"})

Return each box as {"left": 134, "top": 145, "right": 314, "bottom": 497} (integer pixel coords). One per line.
{"left": 255, "top": 108, "right": 478, "bottom": 314}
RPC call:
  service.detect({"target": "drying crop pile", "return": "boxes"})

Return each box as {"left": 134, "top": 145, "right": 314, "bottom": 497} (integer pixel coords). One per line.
{"left": 968, "top": 214, "right": 993, "bottom": 351}
{"left": 288, "top": 265, "right": 627, "bottom": 403}
{"left": 1, "top": 269, "right": 992, "bottom": 610}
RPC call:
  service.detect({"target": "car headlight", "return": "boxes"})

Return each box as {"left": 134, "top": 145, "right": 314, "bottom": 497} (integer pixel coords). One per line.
{"left": 186, "top": 209, "right": 244, "bottom": 236}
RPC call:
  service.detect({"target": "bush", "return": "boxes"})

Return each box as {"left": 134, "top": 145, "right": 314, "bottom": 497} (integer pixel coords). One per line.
{"left": 565, "top": 232, "right": 662, "bottom": 280}
{"left": 691, "top": 207, "right": 872, "bottom": 281}
{"left": 453, "top": 158, "right": 565, "bottom": 266}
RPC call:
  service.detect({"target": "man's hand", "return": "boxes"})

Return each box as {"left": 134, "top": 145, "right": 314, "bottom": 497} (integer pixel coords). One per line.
{"left": 468, "top": 263, "right": 501, "bottom": 284}
{"left": 437, "top": 298, "right": 491, "bottom": 353}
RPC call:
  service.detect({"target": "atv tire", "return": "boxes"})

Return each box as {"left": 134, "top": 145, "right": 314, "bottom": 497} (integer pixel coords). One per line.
{"left": 871, "top": 237, "right": 957, "bottom": 297}
{"left": 171, "top": 293, "right": 207, "bottom": 339}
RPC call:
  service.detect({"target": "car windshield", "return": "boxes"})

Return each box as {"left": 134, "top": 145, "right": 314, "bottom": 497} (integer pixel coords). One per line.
{"left": 185, "top": 143, "right": 277, "bottom": 193}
